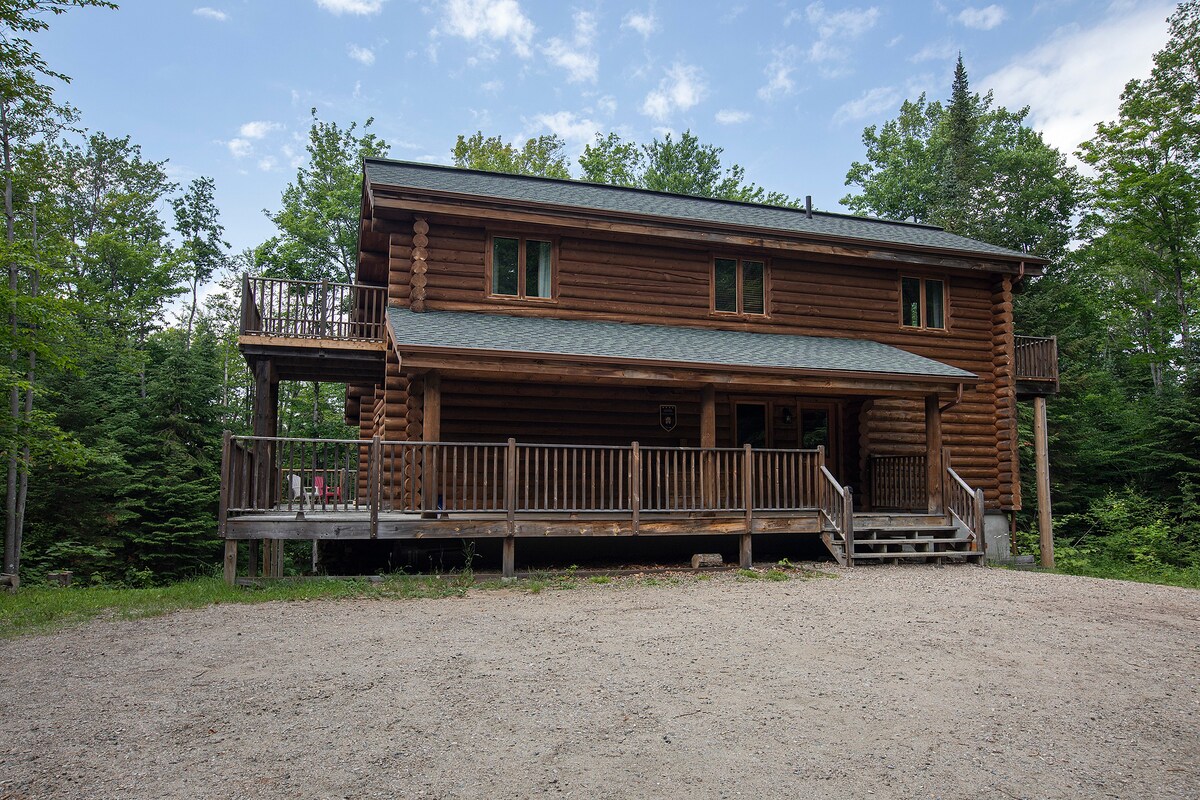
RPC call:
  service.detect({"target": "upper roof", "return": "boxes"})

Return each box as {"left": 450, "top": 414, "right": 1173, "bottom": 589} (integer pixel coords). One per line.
{"left": 386, "top": 307, "right": 978, "bottom": 382}
{"left": 365, "top": 157, "right": 1042, "bottom": 264}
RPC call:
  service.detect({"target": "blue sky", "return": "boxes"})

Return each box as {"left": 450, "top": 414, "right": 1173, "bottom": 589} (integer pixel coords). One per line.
{"left": 37, "top": 0, "right": 1175, "bottom": 256}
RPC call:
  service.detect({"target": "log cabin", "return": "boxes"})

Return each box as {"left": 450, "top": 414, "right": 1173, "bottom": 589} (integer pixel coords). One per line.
{"left": 220, "top": 158, "right": 1060, "bottom": 581}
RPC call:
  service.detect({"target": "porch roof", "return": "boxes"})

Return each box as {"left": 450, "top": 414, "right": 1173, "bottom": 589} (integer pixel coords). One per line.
{"left": 386, "top": 308, "right": 978, "bottom": 383}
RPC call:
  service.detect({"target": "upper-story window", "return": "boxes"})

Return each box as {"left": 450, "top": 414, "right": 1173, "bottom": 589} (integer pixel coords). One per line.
{"left": 713, "top": 257, "right": 767, "bottom": 315}
{"left": 901, "top": 276, "right": 946, "bottom": 330}
{"left": 489, "top": 234, "right": 554, "bottom": 300}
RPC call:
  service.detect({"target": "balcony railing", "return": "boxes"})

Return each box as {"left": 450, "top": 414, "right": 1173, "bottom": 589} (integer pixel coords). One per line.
{"left": 240, "top": 275, "right": 387, "bottom": 342}
{"left": 1014, "top": 335, "right": 1059, "bottom": 385}
{"left": 219, "top": 435, "right": 844, "bottom": 535}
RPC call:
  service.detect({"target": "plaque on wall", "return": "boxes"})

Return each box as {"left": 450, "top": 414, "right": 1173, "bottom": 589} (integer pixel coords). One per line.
{"left": 659, "top": 404, "right": 677, "bottom": 432}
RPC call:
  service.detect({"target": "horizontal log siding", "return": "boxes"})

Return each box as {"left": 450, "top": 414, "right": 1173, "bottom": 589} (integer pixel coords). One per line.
{"left": 391, "top": 222, "right": 1011, "bottom": 509}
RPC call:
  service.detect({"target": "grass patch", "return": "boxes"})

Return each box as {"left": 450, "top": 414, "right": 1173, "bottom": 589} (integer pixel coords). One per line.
{"left": 0, "top": 573, "right": 476, "bottom": 639}
{"left": 1050, "top": 558, "right": 1200, "bottom": 590}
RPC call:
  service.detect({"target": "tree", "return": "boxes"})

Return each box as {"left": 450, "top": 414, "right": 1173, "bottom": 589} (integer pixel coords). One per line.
{"left": 842, "top": 58, "right": 1080, "bottom": 262}
{"left": 171, "top": 176, "right": 229, "bottom": 345}
{"left": 257, "top": 108, "right": 389, "bottom": 284}
{"left": 452, "top": 132, "right": 571, "bottom": 179}
{"left": 577, "top": 132, "right": 642, "bottom": 187}
{"left": 1077, "top": 0, "right": 1199, "bottom": 386}
{"left": 0, "top": 0, "right": 116, "bottom": 580}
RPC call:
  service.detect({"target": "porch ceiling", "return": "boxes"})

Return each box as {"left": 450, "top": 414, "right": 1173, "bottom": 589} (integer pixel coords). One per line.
{"left": 386, "top": 308, "right": 978, "bottom": 395}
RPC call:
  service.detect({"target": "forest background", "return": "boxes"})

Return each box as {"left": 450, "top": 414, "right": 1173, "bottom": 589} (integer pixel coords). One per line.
{"left": 1, "top": 1, "right": 1196, "bottom": 587}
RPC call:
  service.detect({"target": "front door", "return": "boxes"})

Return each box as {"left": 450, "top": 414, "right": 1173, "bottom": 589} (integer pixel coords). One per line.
{"left": 733, "top": 397, "right": 841, "bottom": 476}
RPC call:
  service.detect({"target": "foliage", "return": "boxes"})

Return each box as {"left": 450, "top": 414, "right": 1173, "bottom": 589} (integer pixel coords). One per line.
{"left": 453, "top": 131, "right": 571, "bottom": 178}
{"left": 842, "top": 56, "right": 1081, "bottom": 262}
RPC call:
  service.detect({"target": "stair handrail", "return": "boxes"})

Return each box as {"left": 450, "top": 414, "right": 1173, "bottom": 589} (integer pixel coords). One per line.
{"left": 943, "top": 453, "right": 986, "bottom": 554}
{"left": 818, "top": 465, "right": 854, "bottom": 566}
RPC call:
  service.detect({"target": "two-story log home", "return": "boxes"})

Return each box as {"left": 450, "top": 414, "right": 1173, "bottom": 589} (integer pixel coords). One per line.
{"left": 219, "top": 158, "right": 1059, "bottom": 581}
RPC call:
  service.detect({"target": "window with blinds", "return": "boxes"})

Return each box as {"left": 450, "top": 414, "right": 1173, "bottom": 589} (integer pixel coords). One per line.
{"left": 712, "top": 257, "right": 767, "bottom": 315}
{"left": 489, "top": 235, "right": 555, "bottom": 300}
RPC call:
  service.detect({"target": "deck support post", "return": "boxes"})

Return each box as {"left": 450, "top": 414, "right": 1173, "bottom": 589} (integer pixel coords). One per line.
{"left": 252, "top": 359, "right": 279, "bottom": 578}
{"left": 502, "top": 536, "right": 516, "bottom": 579}
{"left": 223, "top": 539, "right": 238, "bottom": 585}
{"left": 700, "top": 386, "right": 716, "bottom": 509}
{"left": 925, "top": 394, "right": 944, "bottom": 515}
{"left": 741, "top": 444, "right": 753, "bottom": 568}
{"left": 421, "top": 372, "right": 441, "bottom": 517}
{"left": 1033, "top": 394, "right": 1054, "bottom": 568}
{"left": 630, "top": 442, "right": 641, "bottom": 534}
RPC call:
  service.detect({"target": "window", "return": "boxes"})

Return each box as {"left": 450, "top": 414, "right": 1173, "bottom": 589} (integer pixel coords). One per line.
{"left": 900, "top": 276, "right": 946, "bottom": 330}
{"left": 489, "top": 235, "right": 554, "bottom": 300}
{"left": 713, "top": 257, "right": 767, "bottom": 315}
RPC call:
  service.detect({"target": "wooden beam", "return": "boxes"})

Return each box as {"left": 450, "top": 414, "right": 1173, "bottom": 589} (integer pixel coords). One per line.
{"left": 223, "top": 539, "right": 238, "bottom": 585}
{"left": 701, "top": 386, "right": 715, "bottom": 508}
{"left": 925, "top": 394, "right": 944, "bottom": 514}
{"left": 1033, "top": 394, "right": 1054, "bottom": 568}
{"left": 502, "top": 536, "right": 515, "bottom": 578}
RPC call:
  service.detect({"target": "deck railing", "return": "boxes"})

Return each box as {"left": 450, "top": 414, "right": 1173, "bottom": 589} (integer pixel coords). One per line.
{"left": 220, "top": 435, "right": 836, "bottom": 531}
{"left": 817, "top": 464, "right": 854, "bottom": 565}
{"left": 240, "top": 275, "right": 388, "bottom": 341}
{"left": 869, "top": 454, "right": 927, "bottom": 511}
{"left": 943, "top": 450, "right": 985, "bottom": 552}
{"left": 1014, "top": 335, "right": 1059, "bottom": 384}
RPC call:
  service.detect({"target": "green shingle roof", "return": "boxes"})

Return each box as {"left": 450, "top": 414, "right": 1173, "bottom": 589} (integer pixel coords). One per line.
{"left": 387, "top": 308, "right": 978, "bottom": 382}
{"left": 365, "top": 158, "right": 1036, "bottom": 263}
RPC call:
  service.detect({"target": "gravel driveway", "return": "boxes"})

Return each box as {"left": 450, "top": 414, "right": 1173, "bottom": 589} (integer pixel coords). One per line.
{"left": 1, "top": 565, "right": 1198, "bottom": 800}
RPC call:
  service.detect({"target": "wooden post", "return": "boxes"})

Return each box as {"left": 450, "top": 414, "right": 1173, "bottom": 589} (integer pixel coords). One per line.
{"left": 700, "top": 386, "right": 716, "bottom": 510}
{"left": 252, "top": 359, "right": 278, "bottom": 512}
{"left": 741, "top": 443, "right": 753, "bottom": 568}
{"left": 924, "top": 394, "right": 944, "bottom": 514}
{"left": 218, "top": 430, "right": 232, "bottom": 537}
{"left": 504, "top": 437, "right": 516, "bottom": 579}
{"left": 843, "top": 485, "right": 855, "bottom": 567}
{"left": 319, "top": 278, "right": 329, "bottom": 337}
{"left": 502, "top": 536, "right": 516, "bottom": 579}
{"left": 247, "top": 539, "right": 259, "bottom": 578}
{"left": 422, "top": 372, "right": 441, "bottom": 516}
{"left": 223, "top": 539, "right": 238, "bottom": 585}
{"left": 369, "top": 435, "right": 381, "bottom": 539}
{"left": 630, "top": 442, "right": 641, "bottom": 534}
{"left": 1033, "top": 394, "right": 1054, "bottom": 568}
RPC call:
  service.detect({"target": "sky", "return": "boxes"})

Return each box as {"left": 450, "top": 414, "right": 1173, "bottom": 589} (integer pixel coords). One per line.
{"left": 35, "top": 0, "right": 1177, "bottom": 257}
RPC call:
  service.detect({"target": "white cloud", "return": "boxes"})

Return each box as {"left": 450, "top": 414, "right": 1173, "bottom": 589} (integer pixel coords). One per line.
{"left": 543, "top": 10, "right": 598, "bottom": 82}
{"left": 595, "top": 95, "right": 617, "bottom": 116}
{"left": 622, "top": 10, "right": 658, "bottom": 37}
{"left": 193, "top": 7, "right": 228, "bottom": 22}
{"left": 258, "top": 156, "right": 277, "bottom": 171}
{"left": 757, "top": 46, "right": 797, "bottom": 100}
{"left": 909, "top": 39, "right": 959, "bottom": 63}
{"left": 792, "top": 2, "right": 880, "bottom": 74}
{"left": 981, "top": 3, "right": 1172, "bottom": 160}
{"left": 957, "top": 5, "right": 1007, "bottom": 30}
{"left": 226, "top": 138, "right": 252, "bottom": 158}
{"left": 530, "top": 111, "right": 602, "bottom": 149}
{"left": 315, "top": 0, "right": 383, "bottom": 14}
{"left": 832, "top": 85, "right": 902, "bottom": 125}
{"left": 641, "top": 63, "right": 706, "bottom": 121}
{"left": 238, "top": 121, "right": 282, "bottom": 139}
{"left": 480, "top": 78, "right": 503, "bottom": 93}
{"left": 348, "top": 44, "right": 376, "bottom": 65}
{"left": 715, "top": 109, "right": 751, "bottom": 124}
{"left": 436, "top": 0, "right": 535, "bottom": 58}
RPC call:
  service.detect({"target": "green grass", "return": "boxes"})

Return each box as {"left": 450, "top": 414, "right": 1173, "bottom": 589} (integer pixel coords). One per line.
{"left": 1049, "top": 558, "right": 1200, "bottom": 590}
{"left": 0, "top": 574, "right": 477, "bottom": 639}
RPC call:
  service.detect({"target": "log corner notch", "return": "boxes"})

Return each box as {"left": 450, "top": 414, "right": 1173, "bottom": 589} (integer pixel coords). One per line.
{"left": 410, "top": 216, "right": 429, "bottom": 312}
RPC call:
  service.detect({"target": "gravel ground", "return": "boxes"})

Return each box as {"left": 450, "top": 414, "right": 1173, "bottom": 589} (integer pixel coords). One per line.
{"left": 1, "top": 565, "right": 1198, "bottom": 800}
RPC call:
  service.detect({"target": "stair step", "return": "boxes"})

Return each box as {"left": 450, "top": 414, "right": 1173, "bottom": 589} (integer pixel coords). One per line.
{"left": 852, "top": 550, "right": 983, "bottom": 560}
{"left": 856, "top": 526, "right": 961, "bottom": 537}
{"left": 855, "top": 536, "right": 972, "bottom": 546}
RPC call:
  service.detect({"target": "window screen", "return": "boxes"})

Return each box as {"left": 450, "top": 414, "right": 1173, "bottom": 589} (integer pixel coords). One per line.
{"left": 714, "top": 258, "right": 738, "bottom": 313}
{"left": 901, "top": 277, "right": 921, "bottom": 327}
{"left": 526, "top": 240, "right": 552, "bottom": 298}
{"left": 925, "top": 279, "right": 945, "bottom": 329}
{"left": 742, "top": 260, "right": 765, "bottom": 314}
{"left": 492, "top": 237, "right": 519, "bottom": 296}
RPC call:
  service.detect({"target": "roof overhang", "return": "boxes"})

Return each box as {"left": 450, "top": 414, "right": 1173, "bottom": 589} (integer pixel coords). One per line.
{"left": 366, "top": 180, "right": 1047, "bottom": 277}
{"left": 386, "top": 309, "right": 978, "bottom": 398}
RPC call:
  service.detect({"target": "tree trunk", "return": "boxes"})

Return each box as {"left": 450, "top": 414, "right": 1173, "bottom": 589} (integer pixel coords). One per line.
{"left": 2, "top": 99, "right": 18, "bottom": 576}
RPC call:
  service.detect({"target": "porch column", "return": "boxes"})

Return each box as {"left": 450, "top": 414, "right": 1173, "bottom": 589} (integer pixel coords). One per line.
{"left": 700, "top": 385, "right": 715, "bottom": 509}
{"left": 421, "top": 371, "right": 441, "bottom": 515}
{"left": 925, "top": 394, "right": 943, "bottom": 515}
{"left": 1033, "top": 395, "right": 1054, "bottom": 568}
{"left": 252, "top": 359, "right": 279, "bottom": 577}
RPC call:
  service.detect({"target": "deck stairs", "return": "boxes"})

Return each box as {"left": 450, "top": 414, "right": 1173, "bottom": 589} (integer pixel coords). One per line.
{"left": 821, "top": 512, "right": 983, "bottom": 566}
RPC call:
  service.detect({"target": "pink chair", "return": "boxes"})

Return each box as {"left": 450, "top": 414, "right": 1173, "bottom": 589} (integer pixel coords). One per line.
{"left": 312, "top": 475, "right": 342, "bottom": 505}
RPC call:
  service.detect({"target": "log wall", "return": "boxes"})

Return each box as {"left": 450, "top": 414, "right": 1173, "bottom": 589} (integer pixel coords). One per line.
{"left": 365, "top": 218, "right": 1019, "bottom": 509}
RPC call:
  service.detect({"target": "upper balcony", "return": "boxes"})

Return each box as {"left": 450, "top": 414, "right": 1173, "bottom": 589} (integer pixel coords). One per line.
{"left": 1013, "top": 335, "right": 1060, "bottom": 397}
{"left": 238, "top": 275, "right": 388, "bottom": 382}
